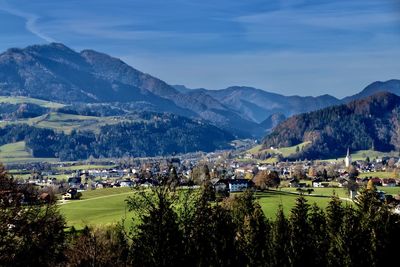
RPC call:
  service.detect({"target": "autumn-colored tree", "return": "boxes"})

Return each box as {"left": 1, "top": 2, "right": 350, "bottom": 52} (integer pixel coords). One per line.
{"left": 253, "top": 170, "right": 280, "bottom": 190}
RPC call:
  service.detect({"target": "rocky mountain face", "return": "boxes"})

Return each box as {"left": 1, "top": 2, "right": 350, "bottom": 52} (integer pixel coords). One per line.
{"left": 263, "top": 92, "right": 400, "bottom": 159}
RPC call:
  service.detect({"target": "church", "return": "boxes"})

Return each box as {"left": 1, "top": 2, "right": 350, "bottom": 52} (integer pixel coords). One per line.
{"left": 345, "top": 148, "right": 352, "bottom": 168}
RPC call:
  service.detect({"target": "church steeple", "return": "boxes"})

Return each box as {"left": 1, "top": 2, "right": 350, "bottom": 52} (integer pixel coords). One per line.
{"left": 345, "top": 147, "right": 352, "bottom": 168}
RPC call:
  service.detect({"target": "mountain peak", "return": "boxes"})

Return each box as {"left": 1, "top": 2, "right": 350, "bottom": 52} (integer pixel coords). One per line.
{"left": 343, "top": 79, "right": 400, "bottom": 102}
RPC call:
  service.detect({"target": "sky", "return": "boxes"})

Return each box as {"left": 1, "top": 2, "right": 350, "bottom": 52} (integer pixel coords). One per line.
{"left": 0, "top": 0, "right": 399, "bottom": 98}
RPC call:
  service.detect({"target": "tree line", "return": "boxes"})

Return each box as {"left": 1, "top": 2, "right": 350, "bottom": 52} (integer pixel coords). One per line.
{"left": 0, "top": 114, "right": 233, "bottom": 160}
{"left": 264, "top": 92, "right": 400, "bottom": 159}
{"left": 1, "top": 166, "right": 399, "bottom": 266}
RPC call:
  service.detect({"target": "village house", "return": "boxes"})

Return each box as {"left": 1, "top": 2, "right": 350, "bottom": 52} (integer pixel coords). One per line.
{"left": 62, "top": 188, "right": 80, "bottom": 200}
{"left": 228, "top": 179, "right": 252, "bottom": 192}
{"left": 382, "top": 178, "right": 397, "bottom": 187}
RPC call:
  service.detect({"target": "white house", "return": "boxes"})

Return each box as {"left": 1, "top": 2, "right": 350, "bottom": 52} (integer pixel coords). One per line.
{"left": 228, "top": 179, "right": 251, "bottom": 192}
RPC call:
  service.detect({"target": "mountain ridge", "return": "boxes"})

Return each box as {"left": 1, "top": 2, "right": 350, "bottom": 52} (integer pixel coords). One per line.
{"left": 0, "top": 43, "right": 399, "bottom": 140}
{"left": 263, "top": 91, "right": 400, "bottom": 159}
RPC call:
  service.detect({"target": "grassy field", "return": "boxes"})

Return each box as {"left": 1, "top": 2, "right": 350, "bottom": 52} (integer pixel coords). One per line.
{"left": 27, "top": 112, "right": 109, "bottom": 133}
{"left": 255, "top": 190, "right": 342, "bottom": 218}
{"left": 60, "top": 187, "right": 351, "bottom": 229}
{"left": 280, "top": 187, "right": 349, "bottom": 198}
{"left": 60, "top": 187, "right": 135, "bottom": 229}
{"left": 376, "top": 186, "right": 400, "bottom": 196}
{"left": 320, "top": 150, "right": 399, "bottom": 163}
{"left": 0, "top": 96, "right": 65, "bottom": 109}
{"left": 0, "top": 111, "right": 126, "bottom": 134}
{"left": 0, "top": 141, "right": 57, "bottom": 163}
{"left": 359, "top": 171, "right": 397, "bottom": 179}
{"left": 246, "top": 141, "right": 311, "bottom": 158}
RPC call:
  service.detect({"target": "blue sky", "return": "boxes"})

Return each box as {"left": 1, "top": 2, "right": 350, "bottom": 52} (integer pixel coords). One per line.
{"left": 0, "top": 0, "right": 399, "bottom": 97}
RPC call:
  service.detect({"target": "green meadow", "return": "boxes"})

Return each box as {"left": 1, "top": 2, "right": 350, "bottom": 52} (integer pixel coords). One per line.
{"left": 60, "top": 187, "right": 136, "bottom": 229}
{"left": 0, "top": 96, "right": 65, "bottom": 109}
{"left": 359, "top": 171, "right": 398, "bottom": 179}
{"left": 0, "top": 141, "right": 57, "bottom": 163}
{"left": 255, "top": 190, "right": 343, "bottom": 218}
{"left": 247, "top": 141, "right": 311, "bottom": 158}
{"left": 60, "top": 187, "right": 353, "bottom": 229}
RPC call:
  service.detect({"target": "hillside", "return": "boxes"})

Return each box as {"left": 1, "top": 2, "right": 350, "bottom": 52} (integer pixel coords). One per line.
{"left": 263, "top": 92, "right": 400, "bottom": 159}
{"left": 0, "top": 43, "right": 261, "bottom": 137}
{"left": 0, "top": 111, "right": 234, "bottom": 161}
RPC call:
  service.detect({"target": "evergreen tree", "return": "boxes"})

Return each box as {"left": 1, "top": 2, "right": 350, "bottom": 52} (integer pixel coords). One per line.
{"left": 326, "top": 196, "right": 345, "bottom": 266}
{"left": 289, "top": 196, "right": 311, "bottom": 267}
{"left": 127, "top": 185, "right": 183, "bottom": 266}
{"left": 308, "top": 204, "right": 328, "bottom": 267}
{"left": 239, "top": 205, "right": 271, "bottom": 267}
{"left": 271, "top": 206, "right": 291, "bottom": 267}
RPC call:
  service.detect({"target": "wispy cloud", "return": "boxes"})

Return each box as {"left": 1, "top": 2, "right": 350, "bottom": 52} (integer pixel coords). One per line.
{"left": 233, "top": 0, "right": 400, "bottom": 51}
{"left": 0, "top": 0, "right": 398, "bottom": 97}
{"left": 0, "top": 0, "right": 55, "bottom": 42}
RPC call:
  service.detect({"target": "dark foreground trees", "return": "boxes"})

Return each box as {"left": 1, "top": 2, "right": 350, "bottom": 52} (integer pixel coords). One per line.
{"left": 1, "top": 164, "right": 400, "bottom": 266}
{"left": 0, "top": 165, "right": 66, "bottom": 267}
{"left": 122, "top": 178, "right": 400, "bottom": 267}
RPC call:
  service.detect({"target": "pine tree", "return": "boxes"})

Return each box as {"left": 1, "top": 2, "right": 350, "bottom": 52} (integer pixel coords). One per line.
{"left": 308, "top": 204, "right": 328, "bottom": 267}
{"left": 239, "top": 205, "right": 271, "bottom": 267}
{"left": 325, "top": 196, "right": 345, "bottom": 266}
{"left": 289, "top": 196, "right": 311, "bottom": 267}
{"left": 127, "top": 185, "right": 183, "bottom": 266}
{"left": 271, "top": 206, "right": 291, "bottom": 267}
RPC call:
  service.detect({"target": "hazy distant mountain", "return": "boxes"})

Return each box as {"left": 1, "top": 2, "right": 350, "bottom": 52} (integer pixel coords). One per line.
{"left": 259, "top": 113, "right": 286, "bottom": 131}
{"left": 179, "top": 85, "right": 340, "bottom": 123}
{"left": 263, "top": 92, "right": 400, "bottom": 159}
{"left": 343, "top": 79, "right": 400, "bottom": 103}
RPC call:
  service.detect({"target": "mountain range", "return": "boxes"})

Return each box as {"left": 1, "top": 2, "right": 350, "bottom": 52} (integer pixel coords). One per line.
{"left": 3, "top": 43, "right": 398, "bottom": 138}
{"left": 0, "top": 43, "right": 399, "bottom": 159}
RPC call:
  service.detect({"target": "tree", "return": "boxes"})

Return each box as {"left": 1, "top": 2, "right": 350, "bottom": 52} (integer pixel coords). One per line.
{"left": 65, "top": 225, "right": 129, "bottom": 266}
{"left": 126, "top": 180, "right": 183, "bottom": 266}
{"left": 292, "top": 165, "right": 307, "bottom": 180}
{"left": 253, "top": 171, "right": 281, "bottom": 190}
{"left": 188, "top": 187, "right": 238, "bottom": 266}
{"left": 239, "top": 206, "right": 271, "bottom": 267}
{"left": 325, "top": 196, "right": 345, "bottom": 266}
{"left": 308, "top": 204, "right": 328, "bottom": 267}
{"left": 191, "top": 164, "right": 211, "bottom": 185}
{"left": 0, "top": 164, "right": 66, "bottom": 267}
{"left": 253, "top": 170, "right": 268, "bottom": 190}
{"left": 289, "top": 196, "right": 311, "bottom": 266}
{"left": 348, "top": 165, "right": 359, "bottom": 179}
{"left": 271, "top": 206, "right": 291, "bottom": 267}
{"left": 266, "top": 171, "right": 281, "bottom": 188}
{"left": 387, "top": 157, "right": 396, "bottom": 169}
